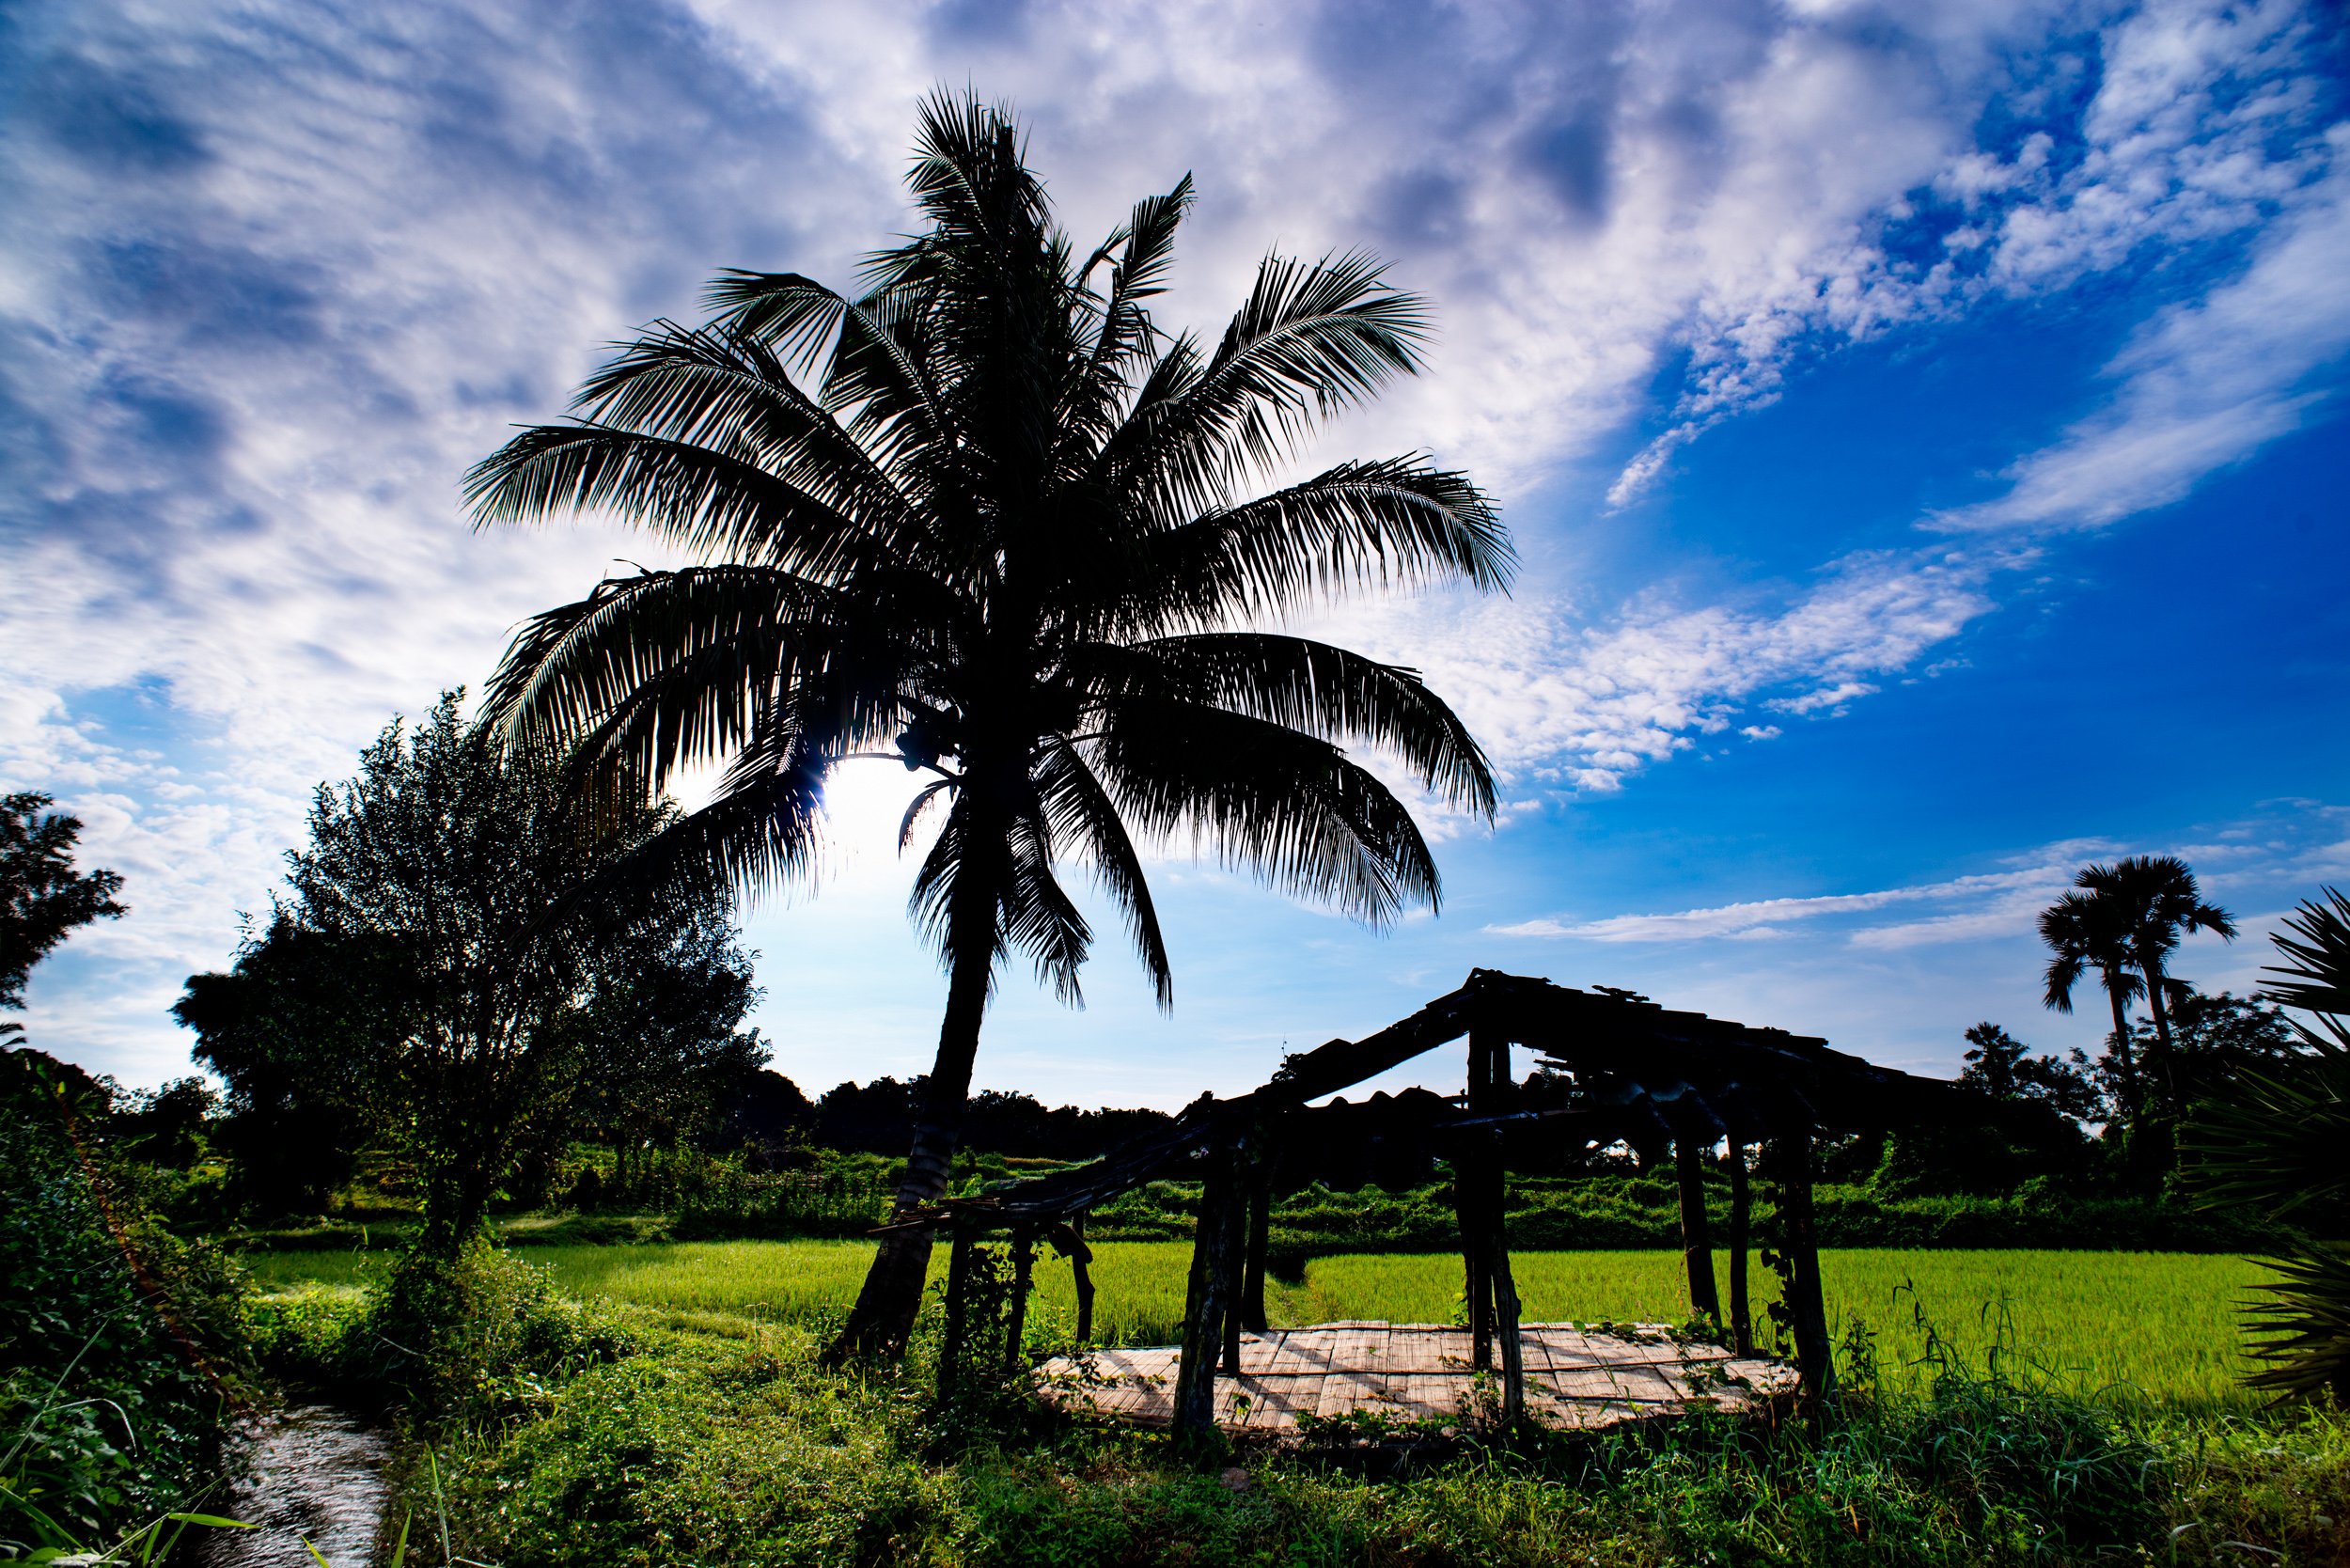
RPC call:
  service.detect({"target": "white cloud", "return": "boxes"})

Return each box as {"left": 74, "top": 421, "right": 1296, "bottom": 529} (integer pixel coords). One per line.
{"left": 1939, "top": 144, "right": 2350, "bottom": 530}
{"left": 0, "top": 0, "right": 2341, "bottom": 1081}
{"left": 1610, "top": 0, "right": 2339, "bottom": 505}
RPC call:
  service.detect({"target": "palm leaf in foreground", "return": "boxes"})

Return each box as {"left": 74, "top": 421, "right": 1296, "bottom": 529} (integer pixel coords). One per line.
{"left": 2186, "top": 886, "right": 2350, "bottom": 1403}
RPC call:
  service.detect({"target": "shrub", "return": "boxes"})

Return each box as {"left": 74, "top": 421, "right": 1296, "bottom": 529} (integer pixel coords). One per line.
{"left": 249, "top": 1243, "right": 633, "bottom": 1424}
{"left": 0, "top": 1051, "right": 246, "bottom": 1553}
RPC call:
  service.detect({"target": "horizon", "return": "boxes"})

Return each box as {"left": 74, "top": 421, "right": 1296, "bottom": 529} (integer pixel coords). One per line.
{"left": 5, "top": 0, "right": 2347, "bottom": 1109}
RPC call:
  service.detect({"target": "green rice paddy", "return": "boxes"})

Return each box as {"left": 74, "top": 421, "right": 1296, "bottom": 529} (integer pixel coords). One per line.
{"left": 246, "top": 1242, "right": 2277, "bottom": 1407}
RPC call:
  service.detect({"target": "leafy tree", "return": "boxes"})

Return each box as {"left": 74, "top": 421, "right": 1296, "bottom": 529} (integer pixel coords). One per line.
{"left": 2128, "top": 991, "right": 2298, "bottom": 1118}
{"left": 2073, "top": 855, "right": 2237, "bottom": 1105}
{"left": 466, "top": 94, "right": 1509, "bottom": 1355}
{"left": 2185, "top": 888, "right": 2350, "bottom": 1403}
{"left": 1959, "top": 1022, "right": 2102, "bottom": 1121}
{"left": 1, "top": 792, "right": 127, "bottom": 1040}
{"left": 174, "top": 914, "right": 406, "bottom": 1213}
{"left": 177, "top": 694, "right": 756, "bottom": 1252}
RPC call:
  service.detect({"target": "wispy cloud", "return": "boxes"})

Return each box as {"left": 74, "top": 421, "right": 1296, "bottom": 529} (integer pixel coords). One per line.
{"left": 1936, "top": 146, "right": 2350, "bottom": 530}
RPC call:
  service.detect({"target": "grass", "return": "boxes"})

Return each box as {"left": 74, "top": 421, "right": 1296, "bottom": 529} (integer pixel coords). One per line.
{"left": 245, "top": 1243, "right": 2279, "bottom": 1406}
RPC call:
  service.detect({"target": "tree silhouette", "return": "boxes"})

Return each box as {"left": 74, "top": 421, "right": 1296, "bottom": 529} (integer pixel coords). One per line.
{"left": 468, "top": 94, "right": 1511, "bottom": 1355}
{"left": 2037, "top": 888, "right": 2147, "bottom": 1112}
{"left": 2076, "top": 855, "right": 2236, "bottom": 1109}
{"left": 1, "top": 792, "right": 127, "bottom": 1043}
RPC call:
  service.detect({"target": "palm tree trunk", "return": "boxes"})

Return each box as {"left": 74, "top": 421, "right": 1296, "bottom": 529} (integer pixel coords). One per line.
{"left": 2104, "top": 979, "right": 2141, "bottom": 1114}
{"left": 827, "top": 858, "right": 1000, "bottom": 1361}
{"left": 2138, "top": 952, "right": 2182, "bottom": 1114}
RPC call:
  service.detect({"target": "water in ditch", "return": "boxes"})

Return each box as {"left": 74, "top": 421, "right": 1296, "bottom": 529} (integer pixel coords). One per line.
{"left": 192, "top": 1404, "right": 392, "bottom": 1568}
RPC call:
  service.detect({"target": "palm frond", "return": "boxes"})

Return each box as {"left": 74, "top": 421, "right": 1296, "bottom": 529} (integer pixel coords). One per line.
{"left": 1033, "top": 738, "right": 1171, "bottom": 1007}
{"left": 1136, "top": 457, "right": 1512, "bottom": 623}
{"left": 464, "top": 423, "right": 892, "bottom": 582}
{"left": 2264, "top": 887, "right": 2350, "bottom": 1021}
{"left": 2243, "top": 1240, "right": 2350, "bottom": 1403}
{"left": 1077, "top": 633, "right": 1497, "bottom": 818}
{"left": 1089, "top": 698, "right": 1439, "bottom": 927}
{"left": 1099, "top": 251, "right": 1432, "bottom": 521}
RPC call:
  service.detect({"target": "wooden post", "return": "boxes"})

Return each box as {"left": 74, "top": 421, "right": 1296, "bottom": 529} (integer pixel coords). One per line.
{"left": 1457, "top": 1025, "right": 1512, "bottom": 1370}
{"left": 1675, "top": 1130, "right": 1723, "bottom": 1327}
{"left": 1220, "top": 1160, "right": 1246, "bottom": 1376}
{"left": 939, "top": 1216, "right": 977, "bottom": 1398}
{"left": 1485, "top": 1130, "right": 1526, "bottom": 1425}
{"left": 1173, "top": 1140, "right": 1238, "bottom": 1434}
{"left": 1725, "top": 1143, "right": 1753, "bottom": 1356}
{"left": 1005, "top": 1225, "right": 1035, "bottom": 1378}
{"left": 1241, "top": 1150, "right": 1272, "bottom": 1335}
{"left": 1069, "top": 1214, "right": 1096, "bottom": 1346}
{"left": 1454, "top": 1150, "right": 1492, "bottom": 1369}
{"left": 1774, "top": 1132, "right": 1836, "bottom": 1400}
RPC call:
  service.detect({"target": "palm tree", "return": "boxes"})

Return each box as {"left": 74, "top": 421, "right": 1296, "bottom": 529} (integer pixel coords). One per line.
{"left": 465, "top": 95, "right": 1512, "bottom": 1357}
{"left": 2037, "top": 889, "right": 2145, "bottom": 1111}
{"left": 2076, "top": 855, "right": 2236, "bottom": 1107}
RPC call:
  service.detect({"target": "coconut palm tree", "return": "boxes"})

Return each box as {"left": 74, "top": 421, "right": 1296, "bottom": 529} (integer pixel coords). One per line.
{"left": 465, "top": 95, "right": 1512, "bottom": 1356}
{"left": 2076, "top": 855, "right": 2236, "bottom": 1106}
{"left": 2037, "top": 888, "right": 2146, "bottom": 1111}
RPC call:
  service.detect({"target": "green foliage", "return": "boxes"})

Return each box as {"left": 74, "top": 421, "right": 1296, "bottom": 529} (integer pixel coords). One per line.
{"left": 0, "top": 1051, "right": 245, "bottom": 1555}
{"left": 0, "top": 792, "right": 127, "bottom": 1025}
{"left": 179, "top": 691, "right": 759, "bottom": 1248}
{"left": 439, "top": 1322, "right": 956, "bottom": 1567}
{"left": 413, "top": 1294, "right": 2350, "bottom": 1567}
{"left": 2184, "top": 886, "right": 2350, "bottom": 1404}
{"left": 251, "top": 1242, "right": 2282, "bottom": 1409}
{"left": 250, "top": 1244, "right": 634, "bottom": 1425}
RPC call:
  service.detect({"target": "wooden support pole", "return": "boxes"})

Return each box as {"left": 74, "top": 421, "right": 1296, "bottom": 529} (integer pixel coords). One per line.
{"left": 1070, "top": 1214, "right": 1095, "bottom": 1346}
{"left": 1220, "top": 1162, "right": 1246, "bottom": 1376}
{"left": 939, "top": 1217, "right": 977, "bottom": 1398}
{"left": 1774, "top": 1132, "right": 1836, "bottom": 1401}
{"left": 1005, "top": 1225, "right": 1035, "bottom": 1378}
{"left": 1484, "top": 1129, "right": 1526, "bottom": 1425}
{"left": 1675, "top": 1130, "right": 1723, "bottom": 1327}
{"left": 1241, "top": 1151, "right": 1271, "bottom": 1335}
{"left": 1455, "top": 1153, "right": 1492, "bottom": 1369}
{"left": 1173, "top": 1141, "right": 1238, "bottom": 1435}
{"left": 1725, "top": 1144, "right": 1753, "bottom": 1356}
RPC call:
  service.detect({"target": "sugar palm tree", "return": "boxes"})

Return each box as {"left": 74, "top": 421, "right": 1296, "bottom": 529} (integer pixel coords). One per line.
{"left": 2076, "top": 855, "right": 2235, "bottom": 1106}
{"left": 2037, "top": 889, "right": 2146, "bottom": 1111}
{"left": 466, "top": 95, "right": 1512, "bottom": 1356}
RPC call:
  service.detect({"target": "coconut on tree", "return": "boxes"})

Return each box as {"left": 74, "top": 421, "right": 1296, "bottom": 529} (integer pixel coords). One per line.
{"left": 466, "top": 94, "right": 1512, "bottom": 1357}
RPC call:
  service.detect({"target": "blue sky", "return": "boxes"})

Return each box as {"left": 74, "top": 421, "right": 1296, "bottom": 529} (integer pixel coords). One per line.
{"left": 4, "top": 0, "right": 2346, "bottom": 1106}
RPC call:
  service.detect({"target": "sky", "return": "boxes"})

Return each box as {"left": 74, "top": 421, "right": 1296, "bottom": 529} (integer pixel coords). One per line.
{"left": 3, "top": 0, "right": 2346, "bottom": 1108}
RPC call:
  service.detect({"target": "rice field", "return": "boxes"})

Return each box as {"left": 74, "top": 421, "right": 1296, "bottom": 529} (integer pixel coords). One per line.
{"left": 246, "top": 1242, "right": 2278, "bottom": 1406}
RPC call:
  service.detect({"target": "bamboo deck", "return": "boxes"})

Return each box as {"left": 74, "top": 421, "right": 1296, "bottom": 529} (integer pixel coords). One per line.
{"left": 1035, "top": 1321, "right": 1794, "bottom": 1434}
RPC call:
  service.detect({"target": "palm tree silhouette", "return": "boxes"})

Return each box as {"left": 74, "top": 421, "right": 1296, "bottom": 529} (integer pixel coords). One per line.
{"left": 467, "top": 95, "right": 1512, "bottom": 1356}
{"left": 2067, "top": 855, "right": 2236, "bottom": 1113}
{"left": 2038, "top": 888, "right": 2146, "bottom": 1111}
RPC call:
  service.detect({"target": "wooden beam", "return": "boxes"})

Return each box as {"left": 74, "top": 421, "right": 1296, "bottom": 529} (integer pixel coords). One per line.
{"left": 1675, "top": 1132, "right": 1723, "bottom": 1327}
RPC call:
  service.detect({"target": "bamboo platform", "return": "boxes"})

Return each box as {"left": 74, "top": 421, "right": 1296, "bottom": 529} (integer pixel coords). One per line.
{"left": 1035, "top": 1321, "right": 1794, "bottom": 1434}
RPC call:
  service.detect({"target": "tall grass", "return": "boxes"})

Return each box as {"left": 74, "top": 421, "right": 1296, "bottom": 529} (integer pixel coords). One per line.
{"left": 246, "top": 1243, "right": 2276, "bottom": 1405}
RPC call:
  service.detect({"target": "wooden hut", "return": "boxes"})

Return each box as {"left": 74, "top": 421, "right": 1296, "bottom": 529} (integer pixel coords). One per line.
{"left": 910, "top": 968, "right": 1969, "bottom": 1432}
